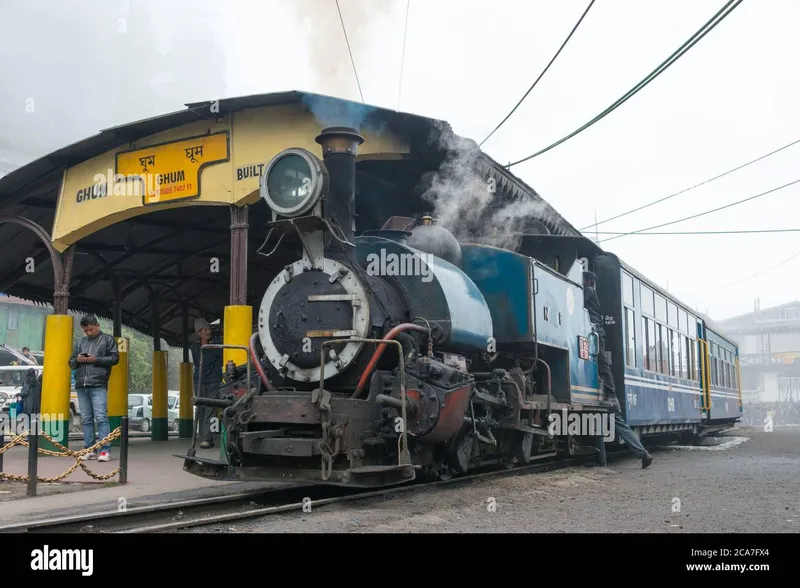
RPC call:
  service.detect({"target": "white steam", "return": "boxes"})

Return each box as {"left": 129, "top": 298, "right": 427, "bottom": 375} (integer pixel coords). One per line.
{"left": 419, "top": 122, "right": 565, "bottom": 250}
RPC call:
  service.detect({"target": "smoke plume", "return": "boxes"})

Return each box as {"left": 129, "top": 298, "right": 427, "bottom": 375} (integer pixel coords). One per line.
{"left": 301, "top": 93, "right": 385, "bottom": 134}
{"left": 419, "top": 122, "right": 566, "bottom": 250}
{"left": 288, "top": 0, "right": 393, "bottom": 101}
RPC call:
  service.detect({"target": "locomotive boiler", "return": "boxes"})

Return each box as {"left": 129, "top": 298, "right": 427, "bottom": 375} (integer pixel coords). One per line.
{"left": 183, "top": 126, "right": 608, "bottom": 487}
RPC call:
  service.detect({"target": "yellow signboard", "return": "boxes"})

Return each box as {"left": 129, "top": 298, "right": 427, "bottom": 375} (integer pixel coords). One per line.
{"left": 115, "top": 131, "right": 230, "bottom": 206}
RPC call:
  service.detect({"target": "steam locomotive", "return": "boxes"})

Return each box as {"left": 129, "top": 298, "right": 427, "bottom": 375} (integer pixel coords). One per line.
{"left": 182, "top": 126, "right": 741, "bottom": 488}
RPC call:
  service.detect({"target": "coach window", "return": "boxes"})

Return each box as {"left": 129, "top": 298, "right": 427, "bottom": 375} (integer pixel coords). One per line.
{"left": 659, "top": 324, "right": 670, "bottom": 373}
{"left": 726, "top": 352, "right": 732, "bottom": 389}
{"left": 672, "top": 329, "right": 682, "bottom": 378}
{"left": 711, "top": 344, "right": 718, "bottom": 386}
{"left": 722, "top": 353, "right": 728, "bottom": 388}
{"left": 722, "top": 351, "right": 728, "bottom": 388}
{"left": 654, "top": 293, "right": 667, "bottom": 324}
{"left": 641, "top": 284, "right": 654, "bottom": 317}
{"left": 625, "top": 307, "right": 636, "bottom": 368}
{"left": 678, "top": 309, "right": 688, "bottom": 336}
{"left": 623, "top": 272, "right": 634, "bottom": 307}
{"left": 650, "top": 319, "right": 659, "bottom": 372}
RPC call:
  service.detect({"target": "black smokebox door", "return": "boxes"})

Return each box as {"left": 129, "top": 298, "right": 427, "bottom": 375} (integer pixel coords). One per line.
{"left": 268, "top": 271, "right": 351, "bottom": 370}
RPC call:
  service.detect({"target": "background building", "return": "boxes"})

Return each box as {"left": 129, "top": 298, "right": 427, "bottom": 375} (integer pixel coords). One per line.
{"left": 717, "top": 299, "right": 800, "bottom": 426}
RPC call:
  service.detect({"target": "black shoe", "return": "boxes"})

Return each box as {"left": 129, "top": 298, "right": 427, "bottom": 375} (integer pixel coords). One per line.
{"left": 642, "top": 455, "right": 653, "bottom": 469}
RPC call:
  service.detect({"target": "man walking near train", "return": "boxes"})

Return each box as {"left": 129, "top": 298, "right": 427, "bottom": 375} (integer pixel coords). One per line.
{"left": 583, "top": 271, "right": 653, "bottom": 469}
{"left": 583, "top": 271, "right": 616, "bottom": 400}
{"left": 69, "top": 314, "right": 119, "bottom": 462}
{"left": 191, "top": 318, "right": 223, "bottom": 449}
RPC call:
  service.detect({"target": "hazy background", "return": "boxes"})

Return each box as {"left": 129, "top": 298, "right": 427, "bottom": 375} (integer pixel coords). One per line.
{"left": 1, "top": 0, "right": 797, "bottom": 322}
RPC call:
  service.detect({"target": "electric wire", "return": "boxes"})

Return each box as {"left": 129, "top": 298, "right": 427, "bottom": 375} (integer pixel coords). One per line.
{"left": 504, "top": 0, "right": 744, "bottom": 168}
{"left": 581, "top": 137, "right": 800, "bottom": 231}
{"left": 685, "top": 250, "right": 800, "bottom": 295}
{"left": 397, "top": 0, "right": 410, "bottom": 110}
{"left": 591, "top": 228, "right": 800, "bottom": 236}
{"left": 597, "top": 177, "right": 800, "bottom": 244}
{"left": 336, "top": 0, "right": 364, "bottom": 103}
{"left": 478, "top": 0, "right": 596, "bottom": 147}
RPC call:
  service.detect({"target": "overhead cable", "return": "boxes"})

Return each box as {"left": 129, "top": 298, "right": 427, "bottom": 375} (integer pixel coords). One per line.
{"left": 581, "top": 137, "right": 800, "bottom": 231}
{"left": 504, "top": 0, "right": 744, "bottom": 168}
{"left": 591, "top": 228, "right": 800, "bottom": 235}
{"left": 597, "top": 177, "right": 800, "bottom": 244}
{"left": 336, "top": 0, "right": 365, "bottom": 102}
{"left": 397, "top": 0, "right": 411, "bottom": 110}
{"left": 478, "top": 0, "right": 596, "bottom": 147}
{"left": 685, "top": 250, "right": 800, "bottom": 294}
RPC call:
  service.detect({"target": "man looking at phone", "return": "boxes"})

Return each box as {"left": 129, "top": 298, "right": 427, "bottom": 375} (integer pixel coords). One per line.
{"left": 69, "top": 314, "right": 119, "bottom": 462}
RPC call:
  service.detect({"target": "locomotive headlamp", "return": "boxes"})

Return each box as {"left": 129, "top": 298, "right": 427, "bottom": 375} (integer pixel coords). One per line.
{"left": 260, "top": 148, "right": 327, "bottom": 218}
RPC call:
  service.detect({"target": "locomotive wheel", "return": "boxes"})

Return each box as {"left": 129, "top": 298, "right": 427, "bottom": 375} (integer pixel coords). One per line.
{"left": 514, "top": 431, "right": 534, "bottom": 464}
{"left": 438, "top": 468, "right": 453, "bottom": 481}
{"left": 567, "top": 434, "right": 579, "bottom": 456}
{"left": 448, "top": 431, "right": 474, "bottom": 474}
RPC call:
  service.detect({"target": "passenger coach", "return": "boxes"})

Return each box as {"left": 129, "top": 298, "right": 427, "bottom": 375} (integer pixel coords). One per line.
{"left": 594, "top": 253, "right": 742, "bottom": 441}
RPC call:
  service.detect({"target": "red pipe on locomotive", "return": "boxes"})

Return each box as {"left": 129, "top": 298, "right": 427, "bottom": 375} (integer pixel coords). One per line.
{"left": 353, "top": 323, "right": 430, "bottom": 396}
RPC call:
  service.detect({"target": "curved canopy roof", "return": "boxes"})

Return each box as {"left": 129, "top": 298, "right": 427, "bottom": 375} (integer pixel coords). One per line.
{"left": 0, "top": 91, "right": 582, "bottom": 345}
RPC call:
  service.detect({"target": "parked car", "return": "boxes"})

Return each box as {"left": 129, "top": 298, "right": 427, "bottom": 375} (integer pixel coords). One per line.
{"left": 0, "top": 365, "right": 42, "bottom": 425}
{"left": 127, "top": 392, "right": 181, "bottom": 432}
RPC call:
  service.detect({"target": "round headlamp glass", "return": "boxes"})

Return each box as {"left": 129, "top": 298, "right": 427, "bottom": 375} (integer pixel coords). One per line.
{"left": 261, "top": 149, "right": 324, "bottom": 217}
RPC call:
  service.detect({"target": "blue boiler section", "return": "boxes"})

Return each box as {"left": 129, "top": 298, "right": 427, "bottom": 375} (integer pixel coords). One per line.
{"left": 354, "top": 236, "right": 493, "bottom": 352}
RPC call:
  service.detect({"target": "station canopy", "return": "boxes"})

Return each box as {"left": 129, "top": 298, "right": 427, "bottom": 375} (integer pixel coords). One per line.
{"left": 0, "top": 91, "right": 581, "bottom": 346}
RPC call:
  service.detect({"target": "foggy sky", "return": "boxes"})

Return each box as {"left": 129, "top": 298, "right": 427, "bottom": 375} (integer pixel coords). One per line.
{"left": 1, "top": 0, "right": 797, "bottom": 321}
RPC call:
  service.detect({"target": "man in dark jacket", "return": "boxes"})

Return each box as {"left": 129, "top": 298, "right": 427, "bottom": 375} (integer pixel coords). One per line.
{"left": 68, "top": 314, "right": 119, "bottom": 462}
{"left": 583, "top": 271, "right": 614, "bottom": 399}
{"left": 584, "top": 272, "right": 654, "bottom": 469}
{"left": 19, "top": 368, "right": 41, "bottom": 416}
{"left": 190, "top": 318, "right": 223, "bottom": 449}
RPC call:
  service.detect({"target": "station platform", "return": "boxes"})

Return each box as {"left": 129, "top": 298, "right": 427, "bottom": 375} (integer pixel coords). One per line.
{"left": 0, "top": 435, "right": 287, "bottom": 525}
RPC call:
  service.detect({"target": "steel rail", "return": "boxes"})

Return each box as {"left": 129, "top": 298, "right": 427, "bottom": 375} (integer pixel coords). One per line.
{"left": 0, "top": 487, "right": 295, "bottom": 533}
{"left": 122, "top": 451, "right": 629, "bottom": 533}
{"left": 0, "top": 447, "right": 633, "bottom": 533}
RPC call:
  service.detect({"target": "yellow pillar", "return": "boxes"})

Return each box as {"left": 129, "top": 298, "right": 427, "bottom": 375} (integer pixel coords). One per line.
{"left": 107, "top": 337, "right": 129, "bottom": 447}
{"left": 221, "top": 305, "right": 252, "bottom": 458}
{"left": 179, "top": 361, "right": 193, "bottom": 438}
{"left": 151, "top": 350, "right": 168, "bottom": 440}
{"left": 223, "top": 305, "right": 253, "bottom": 369}
{"left": 40, "top": 314, "right": 73, "bottom": 449}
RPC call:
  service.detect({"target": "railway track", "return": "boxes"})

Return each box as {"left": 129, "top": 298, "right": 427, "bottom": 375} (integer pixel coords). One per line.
{"left": 0, "top": 448, "right": 630, "bottom": 534}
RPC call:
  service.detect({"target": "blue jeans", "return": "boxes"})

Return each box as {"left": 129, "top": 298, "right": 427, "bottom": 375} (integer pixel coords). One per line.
{"left": 76, "top": 387, "right": 110, "bottom": 453}
{"left": 595, "top": 411, "right": 651, "bottom": 464}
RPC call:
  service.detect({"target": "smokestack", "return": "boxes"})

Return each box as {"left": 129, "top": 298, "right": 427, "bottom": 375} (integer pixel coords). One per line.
{"left": 315, "top": 126, "right": 364, "bottom": 244}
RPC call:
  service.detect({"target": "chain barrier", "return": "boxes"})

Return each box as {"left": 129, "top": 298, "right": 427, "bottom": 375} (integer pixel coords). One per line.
{"left": 0, "top": 426, "right": 123, "bottom": 483}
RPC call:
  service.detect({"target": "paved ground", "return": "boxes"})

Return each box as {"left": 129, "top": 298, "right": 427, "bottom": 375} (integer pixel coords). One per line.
{"left": 0, "top": 435, "right": 273, "bottom": 523}
{"left": 189, "top": 424, "right": 799, "bottom": 533}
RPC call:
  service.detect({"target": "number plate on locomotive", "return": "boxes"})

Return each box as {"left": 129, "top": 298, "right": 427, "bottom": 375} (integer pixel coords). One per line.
{"left": 578, "top": 336, "right": 589, "bottom": 360}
